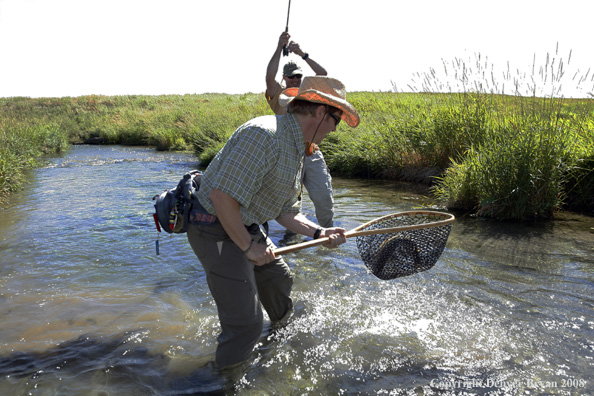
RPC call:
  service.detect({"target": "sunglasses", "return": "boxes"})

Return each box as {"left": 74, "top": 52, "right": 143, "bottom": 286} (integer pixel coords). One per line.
{"left": 328, "top": 112, "right": 341, "bottom": 126}
{"left": 286, "top": 74, "right": 302, "bottom": 79}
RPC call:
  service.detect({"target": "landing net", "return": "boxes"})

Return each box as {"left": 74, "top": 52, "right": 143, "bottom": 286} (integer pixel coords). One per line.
{"left": 355, "top": 211, "right": 453, "bottom": 280}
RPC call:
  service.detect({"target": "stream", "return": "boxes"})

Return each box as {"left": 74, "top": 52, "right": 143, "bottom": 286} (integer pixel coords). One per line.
{"left": 0, "top": 145, "right": 592, "bottom": 395}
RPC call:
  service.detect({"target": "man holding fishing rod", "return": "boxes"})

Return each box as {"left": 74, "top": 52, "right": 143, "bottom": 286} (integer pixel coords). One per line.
{"left": 187, "top": 76, "right": 360, "bottom": 370}
{"left": 265, "top": 31, "right": 336, "bottom": 229}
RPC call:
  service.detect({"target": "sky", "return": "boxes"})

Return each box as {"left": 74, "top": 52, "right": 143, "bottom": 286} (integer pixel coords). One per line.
{"left": 1, "top": 0, "right": 592, "bottom": 98}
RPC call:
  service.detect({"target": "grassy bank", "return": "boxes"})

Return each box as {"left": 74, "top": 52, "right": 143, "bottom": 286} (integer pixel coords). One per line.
{"left": 0, "top": 110, "right": 69, "bottom": 200}
{"left": 1, "top": 91, "right": 593, "bottom": 219}
{"left": 326, "top": 92, "right": 594, "bottom": 219}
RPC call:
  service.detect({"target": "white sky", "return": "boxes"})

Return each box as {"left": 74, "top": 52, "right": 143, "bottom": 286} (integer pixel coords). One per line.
{"left": 1, "top": 0, "right": 592, "bottom": 98}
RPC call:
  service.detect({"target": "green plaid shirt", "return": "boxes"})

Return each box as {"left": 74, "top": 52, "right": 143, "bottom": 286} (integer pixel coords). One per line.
{"left": 197, "top": 114, "right": 304, "bottom": 226}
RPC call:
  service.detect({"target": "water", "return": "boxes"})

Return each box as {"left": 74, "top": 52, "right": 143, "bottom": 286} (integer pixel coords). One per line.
{"left": 0, "top": 145, "right": 592, "bottom": 395}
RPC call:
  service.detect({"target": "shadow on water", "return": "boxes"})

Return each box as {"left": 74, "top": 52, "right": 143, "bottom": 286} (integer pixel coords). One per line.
{"left": 1, "top": 326, "right": 510, "bottom": 396}
{"left": 447, "top": 211, "right": 594, "bottom": 273}
{"left": 0, "top": 331, "right": 233, "bottom": 396}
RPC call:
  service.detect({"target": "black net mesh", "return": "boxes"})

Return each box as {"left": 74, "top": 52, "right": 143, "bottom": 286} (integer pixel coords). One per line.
{"left": 356, "top": 212, "right": 452, "bottom": 280}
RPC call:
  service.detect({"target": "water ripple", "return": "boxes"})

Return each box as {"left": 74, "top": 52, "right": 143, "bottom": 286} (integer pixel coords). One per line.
{"left": 1, "top": 145, "right": 593, "bottom": 395}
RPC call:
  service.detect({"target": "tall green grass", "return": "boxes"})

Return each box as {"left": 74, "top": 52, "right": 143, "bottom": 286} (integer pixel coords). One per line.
{"left": 1, "top": 51, "right": 593, "bottom": 219}
{"left": 322, "top": 49, "right": 593, "bottom": 219}
{"left": 0, "top": 111, "right": 69, "bottom": 203}
{"left": 0, "top": 94, "right": 270, "bottom": 205}
{"left": 393, "top": 48, "right": 594, "bottom": 219}
{"left": 431, "top": 97, "right": 586, "bottom": 219}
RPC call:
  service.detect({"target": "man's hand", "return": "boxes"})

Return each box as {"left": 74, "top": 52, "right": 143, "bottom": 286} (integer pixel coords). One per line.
{"left": 288, "top": 41, "right": 304, "bottom": 57}
{"left": 278, "top": 32, "right": 291, "bottom": 51}
{"left": 244, "top": 241, "right": 276, "bottom": 266}
{"left": 319, "top": 227, "right": 347, "bottom": 249}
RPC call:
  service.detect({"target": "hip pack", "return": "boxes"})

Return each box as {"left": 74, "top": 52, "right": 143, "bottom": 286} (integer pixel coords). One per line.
{"left": 152, "top": 170, "right": 216, "bottom": 234}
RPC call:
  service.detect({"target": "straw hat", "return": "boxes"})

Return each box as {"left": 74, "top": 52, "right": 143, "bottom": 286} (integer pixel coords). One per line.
{"left": 279, "top": 76, "right": 360, "bottom": 127}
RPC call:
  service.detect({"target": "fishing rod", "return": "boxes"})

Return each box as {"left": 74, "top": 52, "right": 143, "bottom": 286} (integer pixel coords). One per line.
{"left": 282, "top": 0, "right": 291, "bottom": 56}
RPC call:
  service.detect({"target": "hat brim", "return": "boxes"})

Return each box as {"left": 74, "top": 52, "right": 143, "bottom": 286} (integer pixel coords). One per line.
{"left": 284, "top": 69, "right": 303, "bottom": 77}
{"left": 279, "top": 88, "right": 360, "bottom": 127}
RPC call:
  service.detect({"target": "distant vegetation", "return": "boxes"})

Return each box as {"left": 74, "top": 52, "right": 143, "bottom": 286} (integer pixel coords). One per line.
{"left": 328, "top": 91, "right": 593, "bottom": 219}
{"left": 1, "top": 51, "right": 593, "bottom": 219}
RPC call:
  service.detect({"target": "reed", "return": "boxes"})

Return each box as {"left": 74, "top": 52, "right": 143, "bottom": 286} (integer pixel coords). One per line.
{"left": 0, "top": 94, "right": 269, "bottom": 204}
{"left": 400, "top": 47, "right": 594, "bottom": 219}
{"left": 1, "top": 50, "right": 592, "bottom": 218}
{"left": 431, "top": 103, "right": 576, "bottom": 219}
{"left": 0, "top": 114, "right": 69, "bottom": 204}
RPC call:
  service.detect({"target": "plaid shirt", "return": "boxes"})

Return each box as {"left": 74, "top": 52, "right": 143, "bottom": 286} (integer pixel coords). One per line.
{"left": 197, "top": 114, "right": 304, "bottom": 226}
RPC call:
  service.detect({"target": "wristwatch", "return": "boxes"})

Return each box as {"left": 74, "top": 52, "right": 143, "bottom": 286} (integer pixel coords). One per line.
{"left": 313, "top": 227, "right": 323, "bottom": 239}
